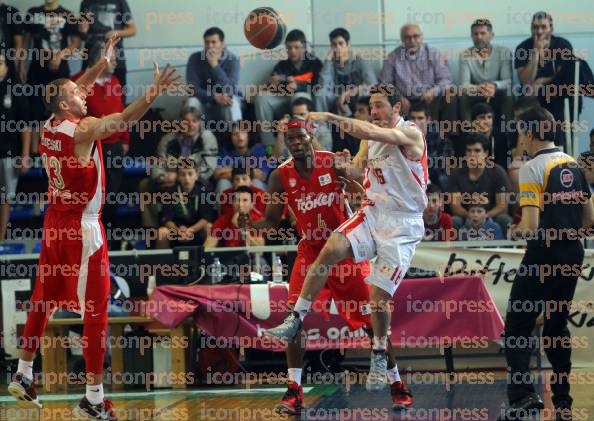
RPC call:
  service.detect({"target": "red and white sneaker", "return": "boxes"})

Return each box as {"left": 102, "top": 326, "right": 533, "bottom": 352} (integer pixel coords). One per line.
{"left": 74, "top": 397, "right": 118, "bottom": 420}
{"left": 274, "top": 381, "right": 304, "bottom": 415}
{"left": 391, "top": 381, "right": 413, "bottom": 409}
{"left": 8, "top": 373, "right": 42, "bottom": 409}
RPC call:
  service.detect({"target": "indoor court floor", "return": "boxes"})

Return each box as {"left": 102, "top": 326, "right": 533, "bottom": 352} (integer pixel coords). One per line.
{"left": 1, "top": 368, "right": 592, "bottom": 420}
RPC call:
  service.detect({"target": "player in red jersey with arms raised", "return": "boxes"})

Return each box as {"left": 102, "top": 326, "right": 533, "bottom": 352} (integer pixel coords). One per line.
{"left": 7, "top": 36, "right": 180, "bottom": 420}
{"left": 266, "top": 84, "right": 428, "bottom": 394}
{"left": 239, "top": 117, "right": 413, "bottom": 414}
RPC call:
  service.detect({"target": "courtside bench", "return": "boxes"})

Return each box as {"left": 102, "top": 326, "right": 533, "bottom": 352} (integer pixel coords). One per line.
{"left": 40, "top": 316, "right": 191, "bottom": 393}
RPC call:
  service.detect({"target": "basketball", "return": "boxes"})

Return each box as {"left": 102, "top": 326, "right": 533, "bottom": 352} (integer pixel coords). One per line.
{"left": 244, "top": 7, "right": 286, "bottom": 49}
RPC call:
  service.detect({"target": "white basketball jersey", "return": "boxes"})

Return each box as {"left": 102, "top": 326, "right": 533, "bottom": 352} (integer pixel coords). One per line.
{"left": 363, "top": 118, "right": 429, "bottom": 215}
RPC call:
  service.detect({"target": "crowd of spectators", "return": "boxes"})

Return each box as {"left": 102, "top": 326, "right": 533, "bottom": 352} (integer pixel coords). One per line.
{"left": 1, "top": 2, "right": 593, "bottom": 247}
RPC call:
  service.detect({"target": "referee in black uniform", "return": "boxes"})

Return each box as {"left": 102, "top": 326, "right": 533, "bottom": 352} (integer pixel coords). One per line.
{"left": 500, "top": 107, "right": 594, "bottom": 421}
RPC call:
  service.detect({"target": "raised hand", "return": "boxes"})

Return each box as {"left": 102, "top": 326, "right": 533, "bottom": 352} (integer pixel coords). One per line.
{"left": 334, "top": 148, "right": 352, "bottom": 175}
{"left": 152, "top": 61, "right": 182, "bottom": 95}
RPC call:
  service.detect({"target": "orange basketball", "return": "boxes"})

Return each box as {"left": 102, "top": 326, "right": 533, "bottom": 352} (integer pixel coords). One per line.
{"left": 244, "top": 7, "right": 286, "bottom": 49}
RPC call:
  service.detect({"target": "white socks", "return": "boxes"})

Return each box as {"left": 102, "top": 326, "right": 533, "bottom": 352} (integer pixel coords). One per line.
{"left": 86, "top": 383, "right": 104, "bottom": 405}
{"left": 288, "top": 368, "right": 302, "bottom": 386}
{"left": 372, "top": 336, "right": 387, "bottom": 352}
{"left": 17, "top": 359, "right": 33, "bottom": 380}
{"left": 387, "top": 365, "right": 401, "bottom": 384}
{"left": 293, "top": 297, "right": 312, "bottom": 321}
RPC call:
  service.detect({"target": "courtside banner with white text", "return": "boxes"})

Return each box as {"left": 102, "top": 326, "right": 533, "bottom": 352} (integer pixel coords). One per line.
{"left": 412, "top": 244, "right": 594, "bottom": 367}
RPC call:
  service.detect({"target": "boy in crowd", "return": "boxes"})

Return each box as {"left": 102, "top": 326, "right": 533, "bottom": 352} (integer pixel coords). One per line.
{"left": 459, "top": 202, "right": 504, "bottom": 240}
{"left": 156, "top": 161, "right": 215, "bottom": 249}
{"left": 219, "top": 165, "right": 267, "bottom": 217}
{"left": 423, "top": 184, "right": 455, "bottom": 241}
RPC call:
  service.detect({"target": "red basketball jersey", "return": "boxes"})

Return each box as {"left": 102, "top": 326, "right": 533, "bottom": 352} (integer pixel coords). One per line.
{"left": 40, "top": 116, "right": 105, "bottom": 215}
{"left": 278, "top": 151, "right": 350, "bottom": 249}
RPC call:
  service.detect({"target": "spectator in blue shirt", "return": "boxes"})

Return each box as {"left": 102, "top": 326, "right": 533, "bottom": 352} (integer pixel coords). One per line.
{"left": 459, "top": 203, "right": 504, "bottom": 240}
{"left": 186, "top": 27, "right": 241, "bottom": 126}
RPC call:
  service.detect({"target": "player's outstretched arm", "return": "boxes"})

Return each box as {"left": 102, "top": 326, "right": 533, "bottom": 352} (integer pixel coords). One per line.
{"left": 238, "top": 169, "right": 285, "bottom": 232}
{"left": 76, "top": 62, "right": 181, "bottom": 145}
{"left": 76, "top": 35, "right": 120, "bottom": 95}
{"left": 307, "top": 111, "right": 422, "bottom": 149}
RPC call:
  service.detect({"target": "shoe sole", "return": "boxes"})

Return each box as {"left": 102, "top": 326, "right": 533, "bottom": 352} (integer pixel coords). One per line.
{"left": 7, "top": 382, "right": 42, "bottom": 409}
{"left": 393, "top": 403, "right": 413, "bottom": 410}
{"left": 274, "top": 403, "right": 303, "bottom": 415}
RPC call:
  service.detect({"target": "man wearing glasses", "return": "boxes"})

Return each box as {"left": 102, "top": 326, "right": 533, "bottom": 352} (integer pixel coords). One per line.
{"left": 380, "top": 23, "right": 456, "bottom": 124}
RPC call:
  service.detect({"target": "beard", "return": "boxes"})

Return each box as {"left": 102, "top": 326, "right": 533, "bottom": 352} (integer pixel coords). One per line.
{"left": 474, "top": 40, "right": 490, "bottom": 51}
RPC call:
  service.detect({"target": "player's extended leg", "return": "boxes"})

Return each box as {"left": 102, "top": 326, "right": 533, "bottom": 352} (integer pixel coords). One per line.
{"left": 8, "top": 297, "right": 56, "bottom": 409}
{"left": 264, "top": 232, "right": 353, "bottom": 340}
{"left": 73, "top": 222, "right": 118, "bottom": 421}
{"left": 275, "top": 328, "right": 306, "bottom": 415}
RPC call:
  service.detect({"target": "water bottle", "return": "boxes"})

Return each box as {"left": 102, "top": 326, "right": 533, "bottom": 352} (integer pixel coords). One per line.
{"left": 212, "top": 257, "right": 223, "bottom": 284}
{"left": 272, "top": 255, "right": 283, "bottom": 283}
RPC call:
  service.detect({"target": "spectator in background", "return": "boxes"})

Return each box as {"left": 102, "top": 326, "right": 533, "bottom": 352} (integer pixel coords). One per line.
{"left": 315, "top": 27, "right": 377, "bottom": 116}
{"left": 72, "top": 41, "right": 127, "bottom": 230}
{"left": 219, "top": 165, "right": 267, "bottom": 216}
{"left": 380, "top": 23, "right": 456, "bottom": 124}
{"left": 459, "top": 19, "right": 513, "bottom": 122}
{"left": 448, "top": 133, "right": 512, "bottom": 233}
{"left": 332, "top": 96, "right": 370, "bottom": 156}
{"left": 254, "top": 29, "right": 322, "bottom": 147}
{"left": 186, "top": 27, "right": 241, "bottom": 126}
{"left": 156, "top": 161, "right": 215, "bottom": 249}
{"left": 590, "top": 128, "right": 594, "bottom": 152}
{"left": 23, "top": 0, "right": 81, "bottom": 121}
{"left": 514, "top": 12, "right": 575, "bottom": 148}
{"left": 459, "top": 202, "right": 504, "bottom": 241}
{"left": 423, "top": 184, "right": 454, "bottom": 241}
{"left": 214, "top": 121, "right": 269, "bottom": 193}
{"left": 204, "top": 186, "right": 264, "bottom": 248}
{"left": 139, "top": 108, "right": 217, "bottom": 231}
{"left": 470, "top": 102, "right": 509, "bottom": 169}
{"left": 408, "top": 100, "right": 452, "bottom": 191}
{"left": 79, "top": 0, "right": 136, "bottom": 98}
{"left": 272, "top": 97, "right": 332, "bottom": 160}
{"left": 0, "top": 1, "right": 25, "bottom": 81}
{"left": 0, "top": 53, "right": 32, "bottom": 241}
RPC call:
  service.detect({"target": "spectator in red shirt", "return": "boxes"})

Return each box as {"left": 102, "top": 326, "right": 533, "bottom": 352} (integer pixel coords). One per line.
{"left": 205, "top": 186, "right": 264, "bottom": 248}
{"left": 423, "top": 184, "right": 455, "bottom": 241}
{"left": 219, "top": 165, "right": 267, "bottom": 216}
{"left": 71, "top": 41, "right": 128, "bottom": 230}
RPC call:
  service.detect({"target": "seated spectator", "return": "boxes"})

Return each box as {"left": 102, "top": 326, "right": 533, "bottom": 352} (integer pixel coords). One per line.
{"left": 459, "top": 19, "right": 513, "bottom": 122}
{"left": 449, "top": 133, "right": 512, "bottom": 233}
{"left": 272, "top": 97, "right": 332, "bottom": 160}
{"left": 0, "top": 54, "right": 32, "bottom": 241}
{"left": 205, "top": 186, "right": 264, "bottom": 248}
{"left": 79, "top": 0, "right": 136, "bottom": 97}
{"left": 186, "top": 27, "right": 241, "bottom": 126}
{"left": 72, "top": 42, "right": 128, "bottom": 230}
{"left": 590, "top": 128, "right": 594, "bottom": 153}
{"left": 332, "top": 96, "right": 370, "bottom": 156}
{"left": 139, "top": 107, "right": 217, "bottom": 230}
{"left": 219, "top": 165, "right": 267, "bottom": 216}
{"left": 514, "top": 12, "right": 575, "bottom": 148}
{"left": 423, "top": 184, "right": 455, "bottom": 241}
{"left": 214, "top": 121, "right": 269, "bottom": 193}
{"left": 408, "top": 100, "right": 452, "bottom": 191}
{"left": 315, "top": 27, "right": 377, "bottom": 116}
{"left": 470, "top": 102, "right": 509, "bottom": 169}
{"left": 254, "top": 29, "right": 322, "bottom": 147}
{"left": 156, "top": 161, "right": 215, "bottom": 249}
{"left": 24, "top": 0, "right": 81, "bottom": 122}
{"left": 459, "top": 203, "right": 504, "bottom": 240}
{"left": 380, "top": 23, "right": 456, "bottom": 125}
